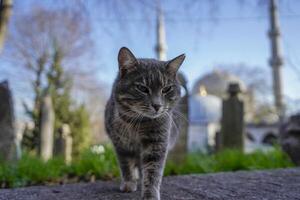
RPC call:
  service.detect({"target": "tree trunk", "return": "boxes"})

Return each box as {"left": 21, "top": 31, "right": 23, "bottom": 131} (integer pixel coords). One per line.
{"left": 0, "top": 0, "right": 13, "bottom": 53}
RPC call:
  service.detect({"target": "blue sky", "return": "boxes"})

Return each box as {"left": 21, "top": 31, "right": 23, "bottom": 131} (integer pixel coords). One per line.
{"left": 89, "top": 0, "right": 300, "bottom": 99}
{"left": 1, "top": 0, "right": 300, "bottom": 119}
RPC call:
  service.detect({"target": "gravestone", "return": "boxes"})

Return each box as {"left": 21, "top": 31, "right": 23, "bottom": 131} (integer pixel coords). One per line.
{"left": 54, "top": 124, "right": 72, "bottom": 164}
{"left": 39, "top": 92, "right": 55, "bottom": 161}
{"left": 281, "top": 113, "right": 300, "bottom": 165}
{"left": 168, "top": 73, "right": 188, "bottom": 162}
{"left": 220, "top": 83, "right": 245, "bottom": 151}
{"left": 0, "top": 80, "right": 17, "bottom": 161}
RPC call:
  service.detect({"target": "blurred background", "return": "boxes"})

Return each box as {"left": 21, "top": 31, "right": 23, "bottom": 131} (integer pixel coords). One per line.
{"left": 0, "top": 0, "right": 300, "bottom": 188}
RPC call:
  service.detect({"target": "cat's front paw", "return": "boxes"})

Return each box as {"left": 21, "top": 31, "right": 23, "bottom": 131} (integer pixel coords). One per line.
{"left": 142, "top": 190, "right": 160, "bottom": 200}
{"left": 120, "top": 180, "right": 137, "bottom": 193}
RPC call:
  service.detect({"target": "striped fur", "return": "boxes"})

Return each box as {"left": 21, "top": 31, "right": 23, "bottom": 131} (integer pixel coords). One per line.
{"left": 105, "top": 47, "right": 185, "bottom": 200}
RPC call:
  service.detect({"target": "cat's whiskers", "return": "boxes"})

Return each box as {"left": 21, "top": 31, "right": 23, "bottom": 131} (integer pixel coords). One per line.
{"left": 112, "top": 110, "right": 139, "bottom": 142}
{"left": 172, "top": 109, "right": 188, "bottom": 122}
{"left": 165, "top": 111, "right": 179, "bottom": 134}
{"left": 121, "top": 112, "right": 143, "bottom": 142}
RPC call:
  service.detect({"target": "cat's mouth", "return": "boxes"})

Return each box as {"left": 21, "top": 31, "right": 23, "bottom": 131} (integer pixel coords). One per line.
{"left": 133, "top": 107, "right": 166, "bottom": 119}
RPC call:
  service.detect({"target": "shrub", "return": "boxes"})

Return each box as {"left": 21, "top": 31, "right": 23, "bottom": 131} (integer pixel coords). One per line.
{"left": 0, "top": 144, "right": 295, "bottom": 188}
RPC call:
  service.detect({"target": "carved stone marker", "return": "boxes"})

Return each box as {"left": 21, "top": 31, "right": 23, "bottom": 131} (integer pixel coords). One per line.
{"left": 220, "top": 83, "right": 245, "bottom": 151}
{"left": 39, "top": 93, "right": 55, "bottom": 161}
{"left": 281, "top": 113, "right": 300, "bottom": 165}
{"left": 55, "top": 124, "right": 72, "bottom": 164}
{"left": 0, "top": 80, "right": 16, "bottom": 161}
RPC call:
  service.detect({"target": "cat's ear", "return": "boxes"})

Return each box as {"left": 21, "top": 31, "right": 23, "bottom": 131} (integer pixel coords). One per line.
{"left": 118, "top": 47, "right": 138, "bottom": 77}
{"left": 166, "top": 54, "right": 185, "bottom": 76}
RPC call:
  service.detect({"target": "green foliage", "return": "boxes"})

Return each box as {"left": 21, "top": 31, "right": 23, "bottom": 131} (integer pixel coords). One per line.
{"left": 0, "top": 144, "right": 118, "bottom": 188}
{"left": 69, "top": 105, "right": 92, "bottom": 157}
{"left": 0, "top": 145, "right": 295, "bottom": 188}
{"left": 0, "top": 154, "right": 66, "bottom": 188}
{"left": 22, "top": 53, "right": 48, "bottom": 152}
{"left": 68, "top": 144, "right": 119, "bottom": 180}
{"left": 47, "top": 47, "right": 92, "bottom": 157}
{"left": 47, "top": 46, "right": 72, "bottom": 133}
{"left": 164, "top": 147, "right": 294, "bottom": 176}
{"left": 21, "top": 46, "right": 92, "bottom": 156}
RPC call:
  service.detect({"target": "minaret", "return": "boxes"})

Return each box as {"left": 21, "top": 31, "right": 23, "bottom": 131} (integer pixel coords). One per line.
{"left": 268, "top": 0, "right": 284, "bottom": 120}
{"left": 155, "top": 1, "right": 167, "bottom": 61}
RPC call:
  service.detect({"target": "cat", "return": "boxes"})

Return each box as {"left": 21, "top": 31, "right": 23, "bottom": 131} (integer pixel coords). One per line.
{"left": 105, "top": 47, "right": 185, "bottom": 200}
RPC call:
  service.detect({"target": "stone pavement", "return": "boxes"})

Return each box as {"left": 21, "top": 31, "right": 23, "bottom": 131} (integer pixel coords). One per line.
{"left": 1, "top": 168, "right": 300, "bottom": 200}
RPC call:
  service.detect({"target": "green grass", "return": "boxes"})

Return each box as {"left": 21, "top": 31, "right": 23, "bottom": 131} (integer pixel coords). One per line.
{"left": 0, "top": 144, "right": 295, "bottom": 188}
{"left": 68, "top": 144, "right": 119, "bottom": 180}
{"left": 0, "top": 154, "right": 67, "bottom": 188}
{"left": 164, "top": 147, "right": 295, "bottom": 176}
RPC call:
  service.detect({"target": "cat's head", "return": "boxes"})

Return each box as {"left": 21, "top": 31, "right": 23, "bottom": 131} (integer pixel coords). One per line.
{"left": 115, "top": 47, "right": 185, "bottom": 119}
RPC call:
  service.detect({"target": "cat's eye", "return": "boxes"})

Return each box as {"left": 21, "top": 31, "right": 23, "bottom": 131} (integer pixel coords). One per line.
{"left": 136, "top": 85, "right": 149, "bottom": 93}
{"left": 162, "top": 86, "right": 172, "bottom": 93}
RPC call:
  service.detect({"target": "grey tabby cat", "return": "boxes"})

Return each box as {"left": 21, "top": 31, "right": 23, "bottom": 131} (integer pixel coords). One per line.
{"left": 105, "top": 47, "right": 185, "bottom": 200}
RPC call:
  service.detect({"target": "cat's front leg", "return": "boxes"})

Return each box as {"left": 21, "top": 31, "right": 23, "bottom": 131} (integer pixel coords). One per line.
{"left": 140, "top": 136, "right": 168, "bottom": 200}
{"left": 115, "top": 148, "right": 138, "bottom": 193}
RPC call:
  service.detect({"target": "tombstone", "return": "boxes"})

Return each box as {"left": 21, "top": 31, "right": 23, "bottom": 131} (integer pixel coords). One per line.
{"left": 54, "top": 124, "right": 72, "bottom": 164}
{"left": 0, "top": 81, "right": 17, "bottom": 161}
{"left": 39, "top": 92, "right": 55, "bottom": 161}
{"left": 168, "top": 73, "right": 188, "bottom": 162}
{"left": 280, "top": 114, "right": 300, "bottom": 165}
{"left": 220, "top": 83, "right": 245, "bottom": 151}
{"left": 215, "top": 131, "right": 222, "bottom": 152}
{"left": 15, "top": 121, "right": 24, "bottom": 160}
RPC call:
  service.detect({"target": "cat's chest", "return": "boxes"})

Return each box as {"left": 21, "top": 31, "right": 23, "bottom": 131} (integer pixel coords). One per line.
{"left": 113, "top": 118, "right": 141, "bottom": 145}
{"left": 111, "top": 111, "right": 171, "bottom": 148}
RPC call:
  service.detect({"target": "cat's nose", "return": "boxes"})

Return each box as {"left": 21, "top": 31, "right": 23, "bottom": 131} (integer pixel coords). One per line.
{"left": 152, "top": 104, "right": 162, "bottom": 112}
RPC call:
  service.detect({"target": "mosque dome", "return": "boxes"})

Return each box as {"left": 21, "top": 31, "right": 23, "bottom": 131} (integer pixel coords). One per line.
{"left": 189, "top": 91, "right": 222, "bottom": 124}
{"left": 192, "top": 70, "right": 247, "bottom": 97}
